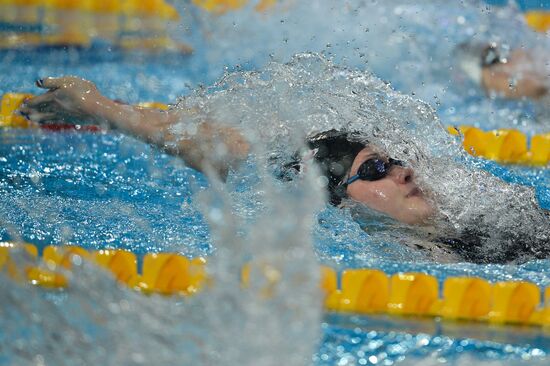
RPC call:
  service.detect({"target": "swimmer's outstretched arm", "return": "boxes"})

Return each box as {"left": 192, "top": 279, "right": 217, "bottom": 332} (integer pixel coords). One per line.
{"left": 19, "top": 76, "right": 250, "bottom": 177}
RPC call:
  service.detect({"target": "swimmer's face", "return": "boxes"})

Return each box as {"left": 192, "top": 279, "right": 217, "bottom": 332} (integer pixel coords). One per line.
{"left": 345, "top": 147, "right": 435, "bottom": 225}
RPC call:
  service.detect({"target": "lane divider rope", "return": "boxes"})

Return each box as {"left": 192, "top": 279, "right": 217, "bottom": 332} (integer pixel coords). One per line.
{"left": 448, "top": 125, "right": 550, "bottom": 166}
{"left": 0, "top": 0, "right": 190, "bottom": 53}
{"left": 2, "top": 242, "right": 550, "bottom": 328}
{"left": 525, "top": 11, "right": 550, "bottom": 32}
{"left": 192, "top": 0, "right": 277, "bottom": 13}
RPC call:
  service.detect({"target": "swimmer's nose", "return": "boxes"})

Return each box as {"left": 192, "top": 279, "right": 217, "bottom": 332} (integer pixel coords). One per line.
{"left": 392, "top": 166, "right": 414, "bottom": 184}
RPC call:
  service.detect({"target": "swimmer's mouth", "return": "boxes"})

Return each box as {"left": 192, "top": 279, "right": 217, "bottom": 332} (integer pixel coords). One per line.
{"left": 406, "top": 187, "right": 421, "bottom": 198}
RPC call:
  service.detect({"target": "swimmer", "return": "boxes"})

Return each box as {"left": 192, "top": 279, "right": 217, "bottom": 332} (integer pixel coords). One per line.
{"left": 18, "top": 77, "right": 434, "bottom": 227}
{"left": 18, "top": 76, "right": 548, "bottom": 263}
{"left": 455, "top": 42, "right": 549, "bottom": 100}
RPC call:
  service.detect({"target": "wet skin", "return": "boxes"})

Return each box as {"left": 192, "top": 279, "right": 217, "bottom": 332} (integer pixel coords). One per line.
{"left": 481, "top": 49, "right": 548, "bottom": 100}
{"left": 345, "top": 147, "right": 435, "bottom": 225}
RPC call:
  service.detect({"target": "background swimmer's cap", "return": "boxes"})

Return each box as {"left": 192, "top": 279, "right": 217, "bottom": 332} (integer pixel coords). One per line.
{"left": 454, "top": 41, "right": 487, "bottom": 85}
{"left": 306, "top": 129, "right": 366, "bottom": 205}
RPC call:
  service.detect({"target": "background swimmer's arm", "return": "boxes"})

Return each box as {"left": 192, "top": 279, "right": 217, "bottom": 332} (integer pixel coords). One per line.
{"left": 19, "top": 76, "right": 249, "bottom": 177}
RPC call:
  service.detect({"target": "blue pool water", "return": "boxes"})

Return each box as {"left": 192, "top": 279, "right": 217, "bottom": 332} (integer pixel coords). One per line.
{"left": 2, "top": 127, "right": 550, "bottom": 365}
{"left": 1, "top": 1, "right": 550, "bottom": 365}
{"left": 0, "top": 130, "right": 211, "bottom": 256}
{"left": 486, "top": 0, "right": 550, "bottom": 10}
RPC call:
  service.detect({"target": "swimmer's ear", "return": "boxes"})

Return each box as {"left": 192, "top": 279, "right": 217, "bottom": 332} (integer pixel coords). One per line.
{"left": 329, "top": 185, "right": 348, "bottom": 206}
{"left": 278, "top": 160, "right": 302, "bottom": 181}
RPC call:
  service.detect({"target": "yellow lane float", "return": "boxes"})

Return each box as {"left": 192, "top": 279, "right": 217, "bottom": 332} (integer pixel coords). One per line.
{"left": 192, "top": 0, "right": 277, "bottom": 13}
{"left": 1, "top": 242, "right": 208, "bottom": 295}
{"left": 0, "top": 93, "right": 35, "bottom": 128}
{"left": 0, "top": 241, "right": 38, "bottom": 281}
{"left": 440, "top": 277, "right": 491, "bottom": 321}
{"left": 320, "top": 265, "right": 337, "bottom": 294}
{"left": 525, "top": 11, "right": 550, "bottom": 32}
{"left": 448, "top": 125, "right": 550, "bottom": 165}
{"left": 322, "top": 267, "right": 550, "bottom": 327}
{"left": 0, "top": 0, "right": 190, "bottom": 53}
{"left": 43, "top": 244, "right": 91, "bottom": 268}
{"left": 324, "top": 268, "right": 389, "bottom": 313}
{"left": 489, "top": 281, "right": 540, "bottom": 325}
{"left": 5, "top": 242, "right": 550, "bottom": 328}
{"left": 138, "top": 253, "right": 207, "bottom": 295}
{"left": 387, "top": 272, "right": 441, "bottom": 316}
{"left": 94, "top": 249, "right": 139, "bottom": 286}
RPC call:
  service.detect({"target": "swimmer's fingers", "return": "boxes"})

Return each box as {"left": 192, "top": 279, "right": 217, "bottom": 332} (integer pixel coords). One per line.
{"left": 37, "top": 76, "right": 94, "bottom": 91}
{"left": 16, "top": 106, "right": 59, "bottom": 124}
{"left": 18, "top": 103, "right": 75, "bottom": 124}
{"left": 24, "top": 91, "right": 56, "bottom": 110}
{"left": 17, "top": 104, "right": 42, "bottom": 119}
{"left": 26, "top": 112, "right": 60, "bottom": 124}
{"left": 23, "top": 87, "right": 78, "bottom": 113}
{"left": 36, "top": 77, "right": 67, "bottom": 91}
{"left": 36, "top": 76, "right": 68, "bottom": 90}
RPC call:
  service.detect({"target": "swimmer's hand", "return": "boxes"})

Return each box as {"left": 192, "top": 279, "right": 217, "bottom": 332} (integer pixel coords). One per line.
{"left": 18, "top": 76, "right": 106, "bottom": 126}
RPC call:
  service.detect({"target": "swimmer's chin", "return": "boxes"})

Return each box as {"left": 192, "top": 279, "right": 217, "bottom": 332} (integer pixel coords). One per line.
{"left": 398, "top": 204, "right": 437, "bottom": 226}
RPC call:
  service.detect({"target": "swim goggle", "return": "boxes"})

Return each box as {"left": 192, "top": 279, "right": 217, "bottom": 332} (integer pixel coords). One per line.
{"left": 481, "top": 44, "right": 506, "bottom": 67}
{"left": 346, "top": 157, "right": 404, "bottom": 185}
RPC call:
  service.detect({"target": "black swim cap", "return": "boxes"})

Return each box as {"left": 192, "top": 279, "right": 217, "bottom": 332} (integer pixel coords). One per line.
{"left": 307, "top": 129, "right": 367, "bottom": 205}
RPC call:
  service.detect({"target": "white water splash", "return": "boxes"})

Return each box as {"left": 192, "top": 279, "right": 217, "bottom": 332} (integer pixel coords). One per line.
{"left": 175, "top": 53, "right": 549, "bottom": 264}
{"left": 184, "top": 0, "right": 550, "bottom": 130}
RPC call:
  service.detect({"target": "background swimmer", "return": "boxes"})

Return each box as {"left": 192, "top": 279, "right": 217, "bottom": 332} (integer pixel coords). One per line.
{"left": 456, "top": 42, "right": 549, "bottom": 100}
{"left": 187, "top": 0, "right": 550, "bottom": 130}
